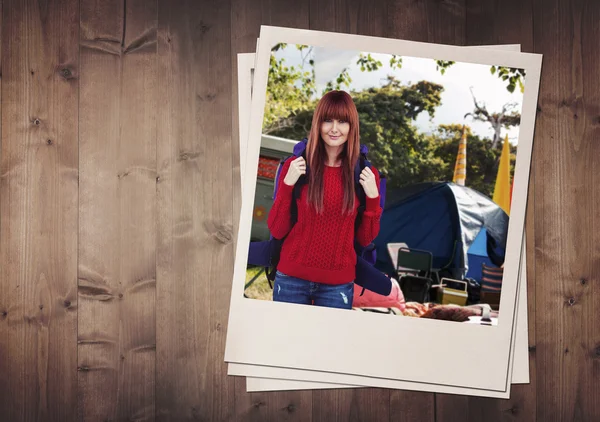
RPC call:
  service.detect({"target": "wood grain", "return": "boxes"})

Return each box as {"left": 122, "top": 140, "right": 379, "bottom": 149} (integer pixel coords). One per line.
{"left": 388, "top": 391, "right": 434, "bottom": 422}
{"left": 309, "top": 1, "right": 392, "bottom": 421}
{"left": 0, "top": 0, "right": 79, "bottom": 420}
{"left": 533, "top": 0, "right": 600, "bottom": 421}
{"left": 465, "top": 1, "right": 537, "bottom": 421}
{"left": 78, "top": 0, "right": 157, "bottom": 420}
{"left": 386, "top": 0, "right": 464, "bottom": 419}
{"left": 230, "top": 1, "right": 314, "bottom": 420}
{"left": 2, "top": 0, "right": 600, "bottom": 421}
{"left": 0, "top": 3, "right": 5, "bottom": 418}
{"left": 422, "top": 1, "right": 474, "bottom": 410}
{"left": 155, "top": 0, "right": 235, "bottom": 421}
{"left": 235, "top": 380, "right": 313, "bottom": 422}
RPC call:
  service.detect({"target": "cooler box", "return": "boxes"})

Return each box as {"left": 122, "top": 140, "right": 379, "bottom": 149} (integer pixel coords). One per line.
{"left": 437, "top": 278, "right": 468, "bottom": 306}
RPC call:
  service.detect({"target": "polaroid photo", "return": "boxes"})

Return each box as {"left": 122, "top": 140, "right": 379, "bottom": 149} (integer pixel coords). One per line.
{"left": 239, "top": 254, "right": 525, "bottom": 396}
{"left": 239, "top": 259, "right": 526, "bottom": 394}
{"left": 225, "top": 26, "right": 541, "bottom": 394}
{"left": 232, "top": 48, "right": 530, "bottom": 396}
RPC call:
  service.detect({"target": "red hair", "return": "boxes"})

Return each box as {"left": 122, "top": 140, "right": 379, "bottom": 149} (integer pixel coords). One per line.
{"left": 306, "top": 90, "right": 360, "bottom": 214}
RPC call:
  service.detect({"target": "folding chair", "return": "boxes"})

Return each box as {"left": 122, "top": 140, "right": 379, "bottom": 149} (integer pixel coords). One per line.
{"left": 430, "top": 239, "right": 461, "bottom": 284}
{"left": 396, "top": 248, "right": 434, "bottom": 303}
{"left": 480, "top": 263, "right": 503, "bottom": 311}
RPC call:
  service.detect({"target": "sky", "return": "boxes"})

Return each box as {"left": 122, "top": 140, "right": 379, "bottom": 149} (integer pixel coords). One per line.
{"left": 274, "top": 45, "right": 525, "bottom": 145}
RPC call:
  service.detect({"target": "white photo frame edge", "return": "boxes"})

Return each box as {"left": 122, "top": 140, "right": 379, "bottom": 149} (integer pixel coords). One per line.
{"left": 238, "top": 250, "right": 525, "bottom": 398}
{"left": 234, "top": 45, "right": 529, "bottom": 396}
{"left": 225, "top": 26, "right": 541, "bottom": 393}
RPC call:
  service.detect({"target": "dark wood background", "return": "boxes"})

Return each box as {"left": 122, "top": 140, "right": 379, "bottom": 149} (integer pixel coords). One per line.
{"left": 0, "top": 0, "right": 598, "bottom": 420}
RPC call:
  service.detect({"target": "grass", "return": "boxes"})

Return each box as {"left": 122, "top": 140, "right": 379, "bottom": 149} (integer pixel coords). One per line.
{"left": 245, "top": 266, "right": 273, "bottom": 301}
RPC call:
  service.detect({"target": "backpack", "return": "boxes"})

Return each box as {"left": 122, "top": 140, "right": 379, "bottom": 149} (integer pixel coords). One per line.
{"left": 247, "top": 138, "right": 392, "bottom": 297}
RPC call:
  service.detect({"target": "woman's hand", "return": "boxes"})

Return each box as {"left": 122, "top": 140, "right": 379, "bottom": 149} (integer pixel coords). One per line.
{"left": 359, "top": 167, "right": 379, "bottom": 198}
{"left": 283, "top": 157, "right": 306, "bottom": 186}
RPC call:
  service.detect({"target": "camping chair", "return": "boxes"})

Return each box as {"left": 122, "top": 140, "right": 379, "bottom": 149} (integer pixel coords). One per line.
{"left": 480, "top": 263, "right": 503, "bottom": 311}
{"left": 430, "top": 239, "right": 462, "bottom": 284}
{"left": 396, "top": 248, "right": 435, "bottom": 303}
{"left": 387, "top": 242, "right": 409, "bottom": 270}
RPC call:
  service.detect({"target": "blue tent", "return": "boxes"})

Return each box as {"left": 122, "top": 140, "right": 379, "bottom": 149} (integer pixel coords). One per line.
{"left": 374, "top": 182, "right": 508, "bottom": 280}
{"left": 465, "top": 227, "right": 498, "bottom": 282}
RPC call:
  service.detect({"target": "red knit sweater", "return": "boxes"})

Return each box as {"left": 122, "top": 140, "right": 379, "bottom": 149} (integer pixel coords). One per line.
{"left": 267, "top": 159, "right": 382, "bottom": 285}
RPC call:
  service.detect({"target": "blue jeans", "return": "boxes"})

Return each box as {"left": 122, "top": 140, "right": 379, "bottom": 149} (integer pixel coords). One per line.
{"left": 273, "top": 270, "right": 354, "bottom": 310}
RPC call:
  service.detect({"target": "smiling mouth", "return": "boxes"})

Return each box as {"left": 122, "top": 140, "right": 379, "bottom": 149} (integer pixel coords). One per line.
{"left": 329, "top": 135, "right": 340, "bottom": 139}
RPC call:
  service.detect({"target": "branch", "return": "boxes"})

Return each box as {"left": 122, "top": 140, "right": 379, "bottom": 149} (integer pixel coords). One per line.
{"left": 500, "top": 102, "right": 518, "bottom": 115}
{"left": 300, "top": 46, "right": 314, "bottom": 67}
{"left": 463, "top": 112, "right": 488, "bottom": 123}
{"left": 468, "top": 87, "right": 490, "bottom": 119}
{"left": 263, "top": 117, "right": 295, "bottom": 135}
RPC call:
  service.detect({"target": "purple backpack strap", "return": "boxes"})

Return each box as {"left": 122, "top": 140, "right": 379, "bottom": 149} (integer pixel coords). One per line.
{"left": 293, "top": 138, "right": 308, "bottom": 156}
{"left": 249, "top": 138, "right": 309, "bottom": 268}
{"left": 379, "top": 175, "right": 387, "bottom": 209}
{"left": 273, "top": 138, "right": 308, "bottom": 200}
{"left": 355, "top": 255, "right": 392, "bottom": 296}
{"left": 247, "top": 240, "right": 272, "bottom": 267}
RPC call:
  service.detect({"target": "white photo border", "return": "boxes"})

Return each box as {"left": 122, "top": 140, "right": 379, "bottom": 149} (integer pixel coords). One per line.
{"left": 229, "top": 47, "right": 530, "bottom": 397}
{"left": 225, "top": 26, "right": 541, "bottom": 392}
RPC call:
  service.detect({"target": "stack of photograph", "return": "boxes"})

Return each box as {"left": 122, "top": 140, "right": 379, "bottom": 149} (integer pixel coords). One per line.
{"left": 225, "top": 25, "right": 542, "bottom": 399}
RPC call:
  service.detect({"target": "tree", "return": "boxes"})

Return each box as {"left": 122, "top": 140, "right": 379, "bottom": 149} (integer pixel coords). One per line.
{"left": 429, "top": 124, "right": 516, "bottom": 198}
{"left": 264, "top": 44, "right": 519, "bottom": 196}
{"left": 269, "top": 78, "right": 447, "bottom": 189}
{"left": 264, "top": 45, "right": 411, "bottom": 133}
{"left": 433, "top": 61, "right": 526, "bottom": 94}
{"left": 263, "top": 44, "right": 316, "bottom": 134}
{"left": 490, "top": 66, "right": 526, "bottom": 93}
{"left": 464, "top": 88, "right": 521, "bottom": 149}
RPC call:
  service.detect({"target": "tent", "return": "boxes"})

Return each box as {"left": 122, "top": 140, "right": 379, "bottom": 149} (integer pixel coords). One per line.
{"left": 374, "top": 182, "right": 508, "bottom": 280}
{"left": 465, "top": 227, "right": 500, "bottom": 282}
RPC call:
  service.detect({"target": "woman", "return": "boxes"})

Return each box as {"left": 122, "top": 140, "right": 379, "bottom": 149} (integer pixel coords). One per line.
{"left": 267, "top": 90, "right": 382, "bottom": 309}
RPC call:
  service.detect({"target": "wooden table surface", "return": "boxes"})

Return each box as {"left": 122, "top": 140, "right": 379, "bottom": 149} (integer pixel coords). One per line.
{"left": 0, "top": 0, "right": 598, "bottom": 421}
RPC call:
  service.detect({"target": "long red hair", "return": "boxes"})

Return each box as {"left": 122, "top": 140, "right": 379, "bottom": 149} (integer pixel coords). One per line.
{"left": 306, "top": 90, "right": 360, "bottom": 214}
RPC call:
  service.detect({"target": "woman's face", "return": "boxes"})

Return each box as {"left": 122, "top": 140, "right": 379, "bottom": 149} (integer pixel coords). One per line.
{"left": 320, "top": 118, "right": 350, "bottom": 148}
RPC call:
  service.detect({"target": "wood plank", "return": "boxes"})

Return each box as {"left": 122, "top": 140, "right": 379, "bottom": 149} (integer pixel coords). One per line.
{"left": 235, "top": 379, "right": 314, "bottom": 422}
{"left": 466, "top": 0, "right": 534, "bottom": 47}
{"left": 1, "top": 2, "right": 600, "bottom": 421}
{"left": 0, "top": 2, "right": 5, "bottom": 418}
{"left": 311, "top": 2, "right": 392, "bottom": 421}
{"left": 313, "top": 387, "right": 391, "bottom": 422}
{"left": 230, "top": 1, "right": 314, "bottom": 420}
{"left": 230, "top": 2, "right": 270, "bottom": 419}
{"left": 420, "top": 2, "right": 470, "bottom": 421}
{"left": 389, "top": 391, "right": 434, "bottom": 422}
{"left": 302, "top": 2, "right": 391, "bottom": 421}
{"left": 436, "top": 394, "right": 469, "bottom": 422}
{"left": 0, "top": 0, "right": 79, "bottom": 420}
{"left": 386, "top": 0, "right": 463, "bottom": 419}
{"left": 156, "top": 0, "right": 235, "bottom": 420}
{"left": 533, "top": 0, "right": 600, "bottom": 421}
{"left": 465, "top": 1, "right": 537, "bottom": 420}
{"left": 78, "top": 0, "right": 157, "bottom": 420}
